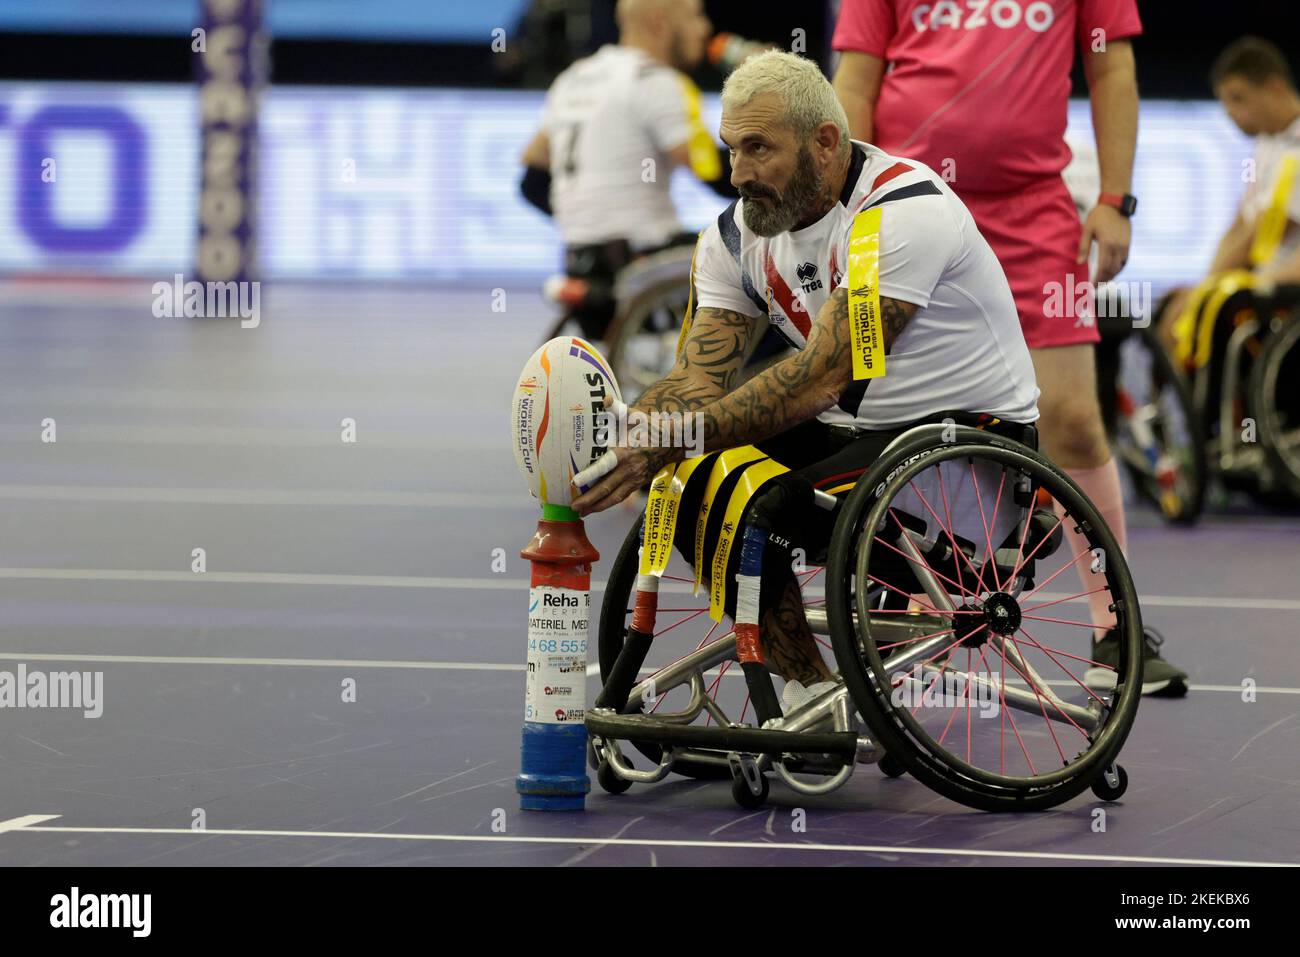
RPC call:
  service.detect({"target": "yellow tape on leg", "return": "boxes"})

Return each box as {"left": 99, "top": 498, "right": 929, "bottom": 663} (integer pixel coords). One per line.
{"left": 693, "top": 447, "right": 766, "bottom": 595}
{"left": 708, "top": 458, "right": 789, "bottom": 622}
{"left": 639, "top": 453, "right": 716, "bottom": 578}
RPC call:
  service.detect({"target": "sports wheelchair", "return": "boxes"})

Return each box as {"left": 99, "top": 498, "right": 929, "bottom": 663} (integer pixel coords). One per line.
{"left": 586, "top": 421, "right": 1145, "bottom": 812}
{"left": 1097, "top": 281, "right": 1300, "bottom": 524}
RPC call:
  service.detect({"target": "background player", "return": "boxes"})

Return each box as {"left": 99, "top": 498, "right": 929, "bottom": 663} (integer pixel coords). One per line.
{"left": 1157, "top": 36, "right": 1300, "bottom": 344}
{"left": 518, "top": 0, "right": 735, "bottom": 341}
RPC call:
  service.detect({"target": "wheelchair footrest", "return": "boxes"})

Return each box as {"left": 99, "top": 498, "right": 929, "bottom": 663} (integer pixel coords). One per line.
{"left": 586, "top": 710, "right": 858, "bottom": 759}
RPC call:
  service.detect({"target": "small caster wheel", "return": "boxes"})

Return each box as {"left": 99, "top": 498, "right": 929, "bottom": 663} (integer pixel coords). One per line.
{"left": 597, "top": 759, "right": 633, "bottom": 795}
{"left": 878, "top": 751, "right": 907, "bottom": 778}
{"left": 1091, "top": 763, "right": 1127, "bottom": 801}
{"left": 731, "top": 771, "right": 769, "bottom": 809}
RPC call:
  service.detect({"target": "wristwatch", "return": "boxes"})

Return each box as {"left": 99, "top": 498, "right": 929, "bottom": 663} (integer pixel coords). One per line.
{"left": 1097, "top": 192, "right": 1138, "bottom": 217}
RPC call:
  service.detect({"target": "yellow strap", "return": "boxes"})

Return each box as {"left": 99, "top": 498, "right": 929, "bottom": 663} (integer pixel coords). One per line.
{"left": 847, "top": 207, "right": 887, "bottom": 380}
{"left": 1170, "top": 276, "right": 1215, "bottom": 367}
{"left": 693, "top": 447, "right": 766, "bottom": 595}
{"left": 639, "top": 453, "right": 715, "bottom": 577}
{"left": 1191, "top": 270, "right": 1256, "bottom": 368}
{"left": 676, "top": 75, "right": 722, "bottom": 182}
{"left": 708, "top": 458, "right": 789, "bottom": 621}
{"left": 675, "top": 232, "right": 704, "bottom": 360}
{"left": 1250, "top": 153, "right": 1298, "bottom": 267}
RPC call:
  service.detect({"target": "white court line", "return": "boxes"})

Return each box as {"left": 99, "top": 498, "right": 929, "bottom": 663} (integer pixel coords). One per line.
{"left": 0, "top": 653, "right": 1296, "bottom": 694}
{"left": 0, "top": 652, "right": 522, "bottom": 671}
{"left": 2, "top": 565, "right": 1299, "bottom": 613}
{"left": 0, "top": 486, "right": 523, "bottom": 509}
{"left": 0, "top": 814, "right": 61, "bottom": 833}
{"left": 1, "top": 816, "right": 1293, "bottom": 867}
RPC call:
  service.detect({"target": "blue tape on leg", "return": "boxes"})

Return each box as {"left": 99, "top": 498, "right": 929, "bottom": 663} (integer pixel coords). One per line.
{"left": 517, "top": 722, "right": 590, "bottom": 811}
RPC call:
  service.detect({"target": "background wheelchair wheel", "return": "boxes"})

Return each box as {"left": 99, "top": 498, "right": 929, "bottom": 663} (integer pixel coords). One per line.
{"left": 827, "top": 433, "right": 1144, "bottom": 812}
{"left": 1110, "top": 325, "right": 1206, "bottom": 525}
{"left": 604, "top": 279, "right": 691, "bottom": 403}
{"left": 1248, "top": 313, "right": 1300, "bottom": 503}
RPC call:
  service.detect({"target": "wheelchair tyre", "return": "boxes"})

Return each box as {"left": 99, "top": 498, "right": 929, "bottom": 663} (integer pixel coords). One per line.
{"left": 731, "top": 771, "right": 769, "bottom": 809}
{"left": 1090, "top": 763, "right": 1128, "bottom": 802}
{"left": 1248, "top": 313, "right": 1300, "bottom": 502}
{"left": 597, "top": 759, "right": 634, "bottom": 795}
{"left": 878, "top": 752, "right": 907, "bottom": 778}
{"left": 827, "top": 430, "right": 1144, "bottom": 812}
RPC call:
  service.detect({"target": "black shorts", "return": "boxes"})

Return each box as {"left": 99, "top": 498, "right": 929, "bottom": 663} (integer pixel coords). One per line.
{"left": 671, "top": 413, "right": 1032, "bottom": 620}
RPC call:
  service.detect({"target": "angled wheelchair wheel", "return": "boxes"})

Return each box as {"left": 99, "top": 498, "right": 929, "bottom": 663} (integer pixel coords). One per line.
{"left": 1249, "top": 313, "right": 1300, "bottom": 502}
{"left": 604, "top": 278, "right": 691, "bottom": 403}
{"left": 826, "top": 426, "right": 1145, "bottom": 812}
{"left": 1111, "top": 325, "right": 1206, "bottom": 524}
{"left": 597, "top": 514, "right": 838, "bottom": 781}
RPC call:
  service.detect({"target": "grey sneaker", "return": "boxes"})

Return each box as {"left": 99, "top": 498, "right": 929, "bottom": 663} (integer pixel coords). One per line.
{"left": 1084, "top": 626, "right": 1188, "bottom": 697}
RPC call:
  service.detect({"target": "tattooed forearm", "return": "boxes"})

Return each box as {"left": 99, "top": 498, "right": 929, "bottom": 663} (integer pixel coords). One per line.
{"left": 880, "top": 295, "right": 917, "bottom": 352}
{"left": 634, "top": 306, "right": 760, "bottom": 415}
{"left": 694, "top": 289, "right": 921, "bottom": 450}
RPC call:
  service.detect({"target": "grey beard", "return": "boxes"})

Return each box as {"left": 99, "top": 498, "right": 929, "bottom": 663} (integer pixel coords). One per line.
{"left": 741, "top": 149, "right": 825, "bottom": 237}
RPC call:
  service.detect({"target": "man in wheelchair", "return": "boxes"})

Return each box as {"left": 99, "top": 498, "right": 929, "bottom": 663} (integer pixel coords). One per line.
{"left": 572, "top": 50, "right": 1056, "bottom": 707}
{"left": 1157, "top": 36, "right": 1300, "bottom": 359}
{"left": 519, "top": 0, "right": 738, "bottom": 343}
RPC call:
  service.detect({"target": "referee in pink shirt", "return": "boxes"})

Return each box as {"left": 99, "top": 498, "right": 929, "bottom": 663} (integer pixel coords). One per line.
{"left": 833, "top": 0, "right": 1186, "bottom": 695}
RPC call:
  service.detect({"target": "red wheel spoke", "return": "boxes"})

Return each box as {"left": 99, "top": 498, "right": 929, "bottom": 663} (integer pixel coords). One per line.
{"left": 650, "top": 608, "right": 708, "bottom": 641}
{"left": 875, "top": 625, "right": 957, "bottom": 653}
{"left": 969, "top": 461, "right": 1002, "bottom": 592}
{"left": 1011, "top": 628, "right": 1111, "bottom": 706}
{"left": 1020, "top": 613, "right": 1109, "bottom": 629}
{"left": 1019, "top": 587, "right": 1111, "bottom": 615}
{"left": 879, "top": 510, "right": 972, "bottom": 600}
{"left": 1017, "top": 547, "right": 1092, "bottom": 603}
{"left": 1000, "top": 633, "right": 1091, "bottom": 747}
{"left": 691, "top": 616, "right": 723, "bottom": 651}
{"left": 912, "top": 475, "right": 992, "bottom": 598}
{"left": 1005, "top": 510, "right": 1068, "bottom": 586}
{"left": 866, "top": 574, "right": 944, "bottom": 613}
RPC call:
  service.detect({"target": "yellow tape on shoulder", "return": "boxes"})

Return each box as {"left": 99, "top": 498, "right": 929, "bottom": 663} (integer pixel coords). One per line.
{"left": 1250, "top": 153, "right": 1298, "bottom": 267}
{"left": 639, "top": 453, "right": 715, "bottom": 577}
{"left": 693, "top": 447, "right": 766, "bottom": 595}
{"left": 847, "top": 207, "right": 887, "bottom": 380}
{"left": 675, "top": 233, "right": 704, "bottom": 360}
{"left": 708, "top": 458, "right": 789, "bottom": 621}
{"left": 677, "top": 75, "right": 722, "bottom": 183}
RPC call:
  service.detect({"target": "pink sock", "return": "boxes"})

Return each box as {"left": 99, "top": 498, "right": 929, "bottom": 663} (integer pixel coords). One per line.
{"left": 1053, "top": 458, "right": 1127, "bottom": 643}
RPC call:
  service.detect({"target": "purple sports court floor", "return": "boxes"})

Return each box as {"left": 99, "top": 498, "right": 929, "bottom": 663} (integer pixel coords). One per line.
{"left": 0, "top": 281, "right": 1297, "bottom": 867}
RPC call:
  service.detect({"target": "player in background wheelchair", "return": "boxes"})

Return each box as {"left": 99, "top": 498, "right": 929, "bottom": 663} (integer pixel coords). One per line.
{"left": 1146, "top": 37, "right": 1300, "bottom": 505}
{"left": 517, "top": 0, "right": 789, "bottom": 397}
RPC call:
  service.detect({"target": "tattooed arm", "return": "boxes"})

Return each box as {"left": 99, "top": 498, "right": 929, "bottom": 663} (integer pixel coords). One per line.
{"left": 694, "top": 287, "right": 918, "bottom": 451}
{"left": 633, "top": 306, "right": 763, "bottom": 415}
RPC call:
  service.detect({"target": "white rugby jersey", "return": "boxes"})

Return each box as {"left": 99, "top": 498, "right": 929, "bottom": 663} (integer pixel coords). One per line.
{"left": 691, "top": 141, "right": 1040, "bottom": 429}
{"left": 541, "top": 45, "right": 706, "bottom": 249}
{"left": 1242, "top": 115, "right": 1300, "bottom": 271}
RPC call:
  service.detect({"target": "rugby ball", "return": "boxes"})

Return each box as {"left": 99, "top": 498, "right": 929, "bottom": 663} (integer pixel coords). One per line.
{"left": 511, "top": 336, "right": 622, "bottom": 508}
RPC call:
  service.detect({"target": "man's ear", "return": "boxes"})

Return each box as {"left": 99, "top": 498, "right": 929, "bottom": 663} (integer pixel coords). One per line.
{"left": 814, "top": 121, "right": 843, "bottom": 161}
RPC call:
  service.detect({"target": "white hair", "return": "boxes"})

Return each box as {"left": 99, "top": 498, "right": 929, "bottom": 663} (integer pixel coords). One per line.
{"left": 720, "top": 50, "right": 851, "bottom": 156}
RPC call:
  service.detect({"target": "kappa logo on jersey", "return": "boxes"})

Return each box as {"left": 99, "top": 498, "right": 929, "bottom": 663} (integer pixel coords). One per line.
{"left": 795, "top": 262, "right": 822, "bottom": 294}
